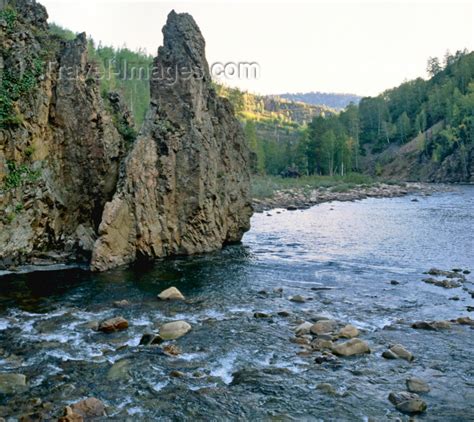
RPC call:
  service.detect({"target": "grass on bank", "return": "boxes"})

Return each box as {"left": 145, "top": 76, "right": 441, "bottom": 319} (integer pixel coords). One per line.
{"left": 251, "top": 173, "right": 401, "bottom": 199}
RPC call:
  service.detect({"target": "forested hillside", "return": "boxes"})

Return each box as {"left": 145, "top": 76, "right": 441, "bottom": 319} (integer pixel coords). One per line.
{"left": 279, "top": 92, "right": 361, "bottom": 110}
{"left": 245, "top": 50, "right": 474, "bottom": 181}
{"left": 46, "top": 25, "right": 474, "bottom": 181}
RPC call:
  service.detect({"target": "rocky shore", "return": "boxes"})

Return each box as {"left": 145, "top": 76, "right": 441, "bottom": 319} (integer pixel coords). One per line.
{"left": 252, "top": 182, "right": 451, "bottom": 212}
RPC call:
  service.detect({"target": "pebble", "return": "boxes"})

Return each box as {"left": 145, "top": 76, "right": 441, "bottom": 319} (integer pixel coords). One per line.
{"left": 289, "top": 295, "right": 306, "bottom": 303}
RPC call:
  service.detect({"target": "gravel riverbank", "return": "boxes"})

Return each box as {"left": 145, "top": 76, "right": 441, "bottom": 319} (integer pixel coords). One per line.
{"left": 252, "top": 182, "right": 451, "bottom": 212}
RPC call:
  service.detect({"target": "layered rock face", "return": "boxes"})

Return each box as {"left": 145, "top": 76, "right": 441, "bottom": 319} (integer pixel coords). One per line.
{"left": 91, "top": 11, "right": 252, "bottom": 271}
{"left": 0, "top": 1, "right": 252, "bottom": 271}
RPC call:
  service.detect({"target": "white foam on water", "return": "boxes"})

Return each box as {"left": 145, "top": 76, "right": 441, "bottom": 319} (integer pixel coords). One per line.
{"left": 188, "top": 382, "right": 218, "bottom": 391}
{"left": 210, "top": 352, "right": 238, "bottom": 385}
{"left": 0, "top": 319, "right": 10, "bottom": 330}
{"left": 175, "top": 352, "right": 206, "bottom": 362}
{"left": 127, "top": 407, "right": 145, "bottom": 416}
{"left": 151, "top": 380, "right": 169, "bottom": 392}
{"left": 199, "top": 309, "right": 226, "bottom": 320}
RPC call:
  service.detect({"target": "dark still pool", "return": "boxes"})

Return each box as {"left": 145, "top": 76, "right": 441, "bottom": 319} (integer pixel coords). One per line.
{"left": 1, "top": 187, "right": 473, "bottom": 420}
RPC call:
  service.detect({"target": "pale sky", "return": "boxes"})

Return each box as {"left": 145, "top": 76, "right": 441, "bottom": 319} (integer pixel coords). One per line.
{"left": 40, "top": 0, "right": 473, "bottom": 97}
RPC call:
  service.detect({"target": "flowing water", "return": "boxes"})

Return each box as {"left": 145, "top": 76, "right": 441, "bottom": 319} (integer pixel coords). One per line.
{"left": 1, "top": 187, "right": 473, "bottom": 421}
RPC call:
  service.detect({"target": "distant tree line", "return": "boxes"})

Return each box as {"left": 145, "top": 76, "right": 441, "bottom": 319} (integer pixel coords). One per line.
{"left": 243, "top": 50, "right": 474, "bottom": 176}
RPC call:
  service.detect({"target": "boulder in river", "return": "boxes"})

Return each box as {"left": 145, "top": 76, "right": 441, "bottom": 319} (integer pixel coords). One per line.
{"left": 59, "top": 398, "right": 106, "bottom": 421}
{"left": 331, "top": 338, "right": 370, "bottom": 356}
{"left": 310, "top": 319, "right": 338, "bottom": 335}
{"left": 406, "top": 377, "right": 430, "bottom": 393}
{"left": 157, "top": 287, "right": 185, "bottom": 301}
{"left": 0, "top": 373, "right": 27, "bottom": 394}
{"left": 338, "top": 324, "right": 359, "bottom": 339}
{"left": 383, "top": 344, "right": 414, "bottom": 362}
{"left": 158, "top": 321, "right": 192, "bottom": 340}
{"left": 290, "top": 295, "right": 306, "bottom": 303}
{"left": 388, "top": 391, "right": 427, "bottom": 414}
{"left": 98, "top": 317, "right": 129, "bottom": 333}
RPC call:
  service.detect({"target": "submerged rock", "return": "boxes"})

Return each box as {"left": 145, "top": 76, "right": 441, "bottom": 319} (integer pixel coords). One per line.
{"left": 157, "top": 287, "right": 185, "bottom": 301}
{"left": 113, "top": 300, "right": 130, "bottom": 308}
{"left": 0, "top": 373, "right": 27, "bottom": 394}
{"left": 331, "top": 339, "right": 370, "bottom": 357}
{"left": 406, "top": 377, "right": 430, "bottom": 393}
{"left": 107, "top": 360, "right": 130, "bottom": 381}
{"left": 98, "top": 317, "right": 129, "bottom": 333}
{"left": 412, "top": 320, "right": 452, "bottom": 330}
{"left": 289, "top": 295, "right": 306, "bottom": 303}
{"left": 254, "top": 312, "right": 271, "bottom": 318}
{"left": 158, "top": 320, "right": 192, "bottom": 340}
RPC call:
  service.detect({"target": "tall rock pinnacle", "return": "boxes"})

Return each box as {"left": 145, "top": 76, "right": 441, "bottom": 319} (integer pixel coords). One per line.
{"left": 90, "top": 11, "right": 252, "bottom": 271}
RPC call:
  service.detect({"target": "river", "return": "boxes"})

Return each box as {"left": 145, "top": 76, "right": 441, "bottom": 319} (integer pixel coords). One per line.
{"left": 0, "top": 187, "right": 473, "bottom": 420}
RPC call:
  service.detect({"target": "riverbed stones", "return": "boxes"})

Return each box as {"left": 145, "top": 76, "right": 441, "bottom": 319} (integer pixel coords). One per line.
{"left": 295, "top": 322, "right": 313, "bottom": 336}
{"left": 338, "top": 324, "right": 359, "bottom": 339}
{"left": 331, "top": 338, "right": 370, "bottom": 357}
{"left": 0, "top": 373, "right": 26, "bottom": 394}
{"left": 107, "top": 360, "right": 130, "bottom": 381}
{"left": 311, "top": 338, "right": 333, "bottom": 351}
{"left": 157, "top": 287, "right": 185, "bottom": 301}
{"left": 98, "top": 317, "right": 129, "bottom": 333}
{"left": 158, "top": 321, "right": 192, "bottom": 340}
{"left": 59, "top": 398, "right": 106, "bottom": 421}
{"left": 139, "top": 333, "right": 163, "bottom": 345}
{"left": 456, "top": 316, "right": 474, "bottom": 326}
{"left": 162, "top": 344, "right": 182, "bottom": 356}
{"left": 406, "top": 377, "right": 430, "bottom": 393}
{"left": 290, "top": 295, "right": 306, "bottom": 303}
{"left": 388, "top": 392, "right": 427, "bottom": 415}
{"left": 310, "top": 319, "right": 338, "bottom": 335}
{"left": 422, "top": 278, "right": 461, "bottom": 288}
{"left": 383, "top": 344, "right": 414, "bottom": 362}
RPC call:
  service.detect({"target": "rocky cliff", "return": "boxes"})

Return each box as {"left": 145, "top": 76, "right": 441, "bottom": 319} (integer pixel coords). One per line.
{"left": 91, "top": 11, "right": 252, "bottom": 271}
{"left": 0, "top": 0, "right": 252, "bottom": 271}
